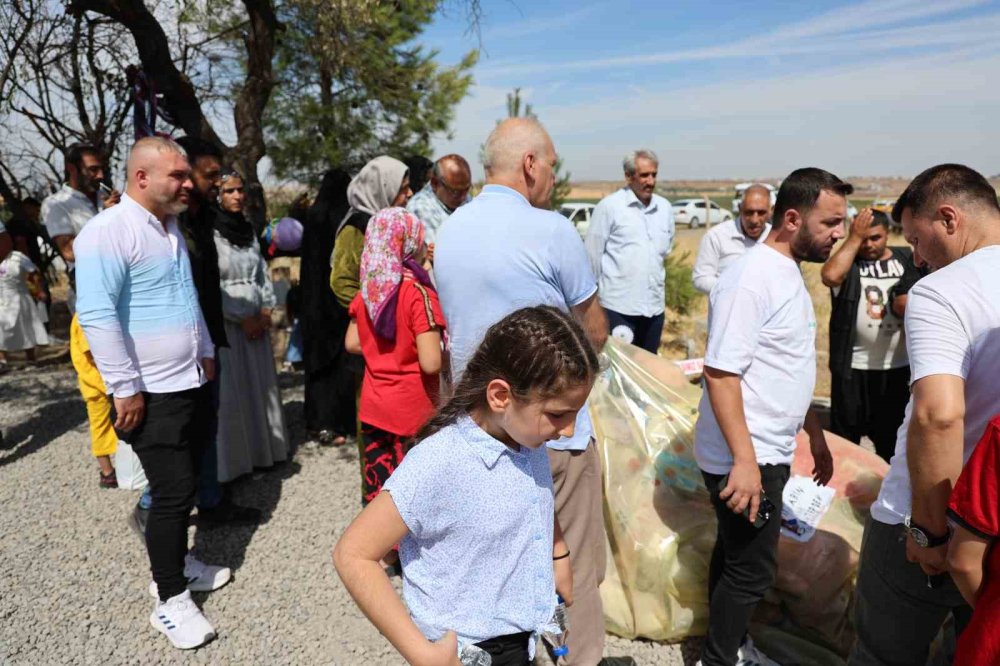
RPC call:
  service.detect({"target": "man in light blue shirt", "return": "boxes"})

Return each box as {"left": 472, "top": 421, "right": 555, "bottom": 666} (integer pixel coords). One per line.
{"left": 585, "top": 149, "right": 674, "bottom": 354}
{"left": 435, "top": 117, "right": 608, "bottom": 665}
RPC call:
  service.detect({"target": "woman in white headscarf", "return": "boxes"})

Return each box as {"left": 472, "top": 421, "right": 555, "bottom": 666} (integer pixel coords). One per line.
{"left": 330, "top": 156, "right": 412, "bottom": 308}
{"left": 322, "top": 156, "right": 411, "bottom": 447}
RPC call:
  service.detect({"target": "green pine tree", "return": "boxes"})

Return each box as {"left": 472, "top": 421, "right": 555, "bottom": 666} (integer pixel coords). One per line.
{"left": 266, "top": 0, "right": 477, "bottom": 181}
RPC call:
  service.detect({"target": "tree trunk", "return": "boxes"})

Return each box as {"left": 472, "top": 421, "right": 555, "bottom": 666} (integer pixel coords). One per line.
{"left": 69, "top": 0, "right": 279, "bottom": 231}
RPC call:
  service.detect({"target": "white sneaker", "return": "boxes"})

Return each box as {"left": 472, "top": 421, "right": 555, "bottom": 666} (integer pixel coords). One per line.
{"left": 149, "top": 554, "right": 232, "bottom": 598}
{"left": 737, "top": 635, "right": 781, "bottom": 666}
{"left": 149, "top": 589, "right": 216, "bottom": 649}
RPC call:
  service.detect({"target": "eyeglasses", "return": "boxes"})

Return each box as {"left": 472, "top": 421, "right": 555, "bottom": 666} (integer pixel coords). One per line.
{"left": 437, "top": 181, "right": 470, "bottom": 198}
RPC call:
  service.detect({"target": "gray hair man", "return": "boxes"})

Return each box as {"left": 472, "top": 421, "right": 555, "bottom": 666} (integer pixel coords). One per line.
{"left": 406, "top": 154, "right": 472, "bottom": 244}
{"left": 692, "top": 184, "right": 772, "bottom": 294}
{"left": 849, "top": 164, "right": 1000, "bottom": 665}
{"left": 435, "top": 117, "right": 609, "bottom": 665}
{"left": 584, "top": 149, "right": 674, "bottom": 354}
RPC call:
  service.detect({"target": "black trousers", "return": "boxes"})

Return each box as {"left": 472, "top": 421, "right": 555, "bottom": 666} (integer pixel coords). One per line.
{"left": 604, "top": 307, "right": 665, "bottom": 355}
{"left": 304, "top": 354, "right": 357, "bottom": 436}
{"left": 830, "top": 366, "right": 910, "bottom": 463}
{"left": 700, "top": 465, "right": 790, "bottom": 666}
{"left": 122, "top": 385, "right": 212, "bottom": 601}
{"left": 474, "top": 631, "right": 532, "bottom": 666}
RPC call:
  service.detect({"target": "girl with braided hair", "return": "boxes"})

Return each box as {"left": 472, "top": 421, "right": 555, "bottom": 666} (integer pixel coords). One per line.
{"left": 334, "top": 305, "right": 598, "bottom": 666}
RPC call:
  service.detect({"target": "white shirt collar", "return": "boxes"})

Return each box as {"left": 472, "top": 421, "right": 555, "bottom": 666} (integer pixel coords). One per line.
{"left": 623, "top": 187, "right": 658, "bottom": 212}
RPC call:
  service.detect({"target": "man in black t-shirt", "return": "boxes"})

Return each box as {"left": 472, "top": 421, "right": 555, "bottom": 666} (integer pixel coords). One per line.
{"left": 821, "top": 208, "right": 924, "bottom": 461}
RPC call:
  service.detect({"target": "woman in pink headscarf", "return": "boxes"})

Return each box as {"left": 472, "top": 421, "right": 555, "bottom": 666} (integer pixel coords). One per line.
{"left": 345, "top": 208, "right": 446, "bottom": 512}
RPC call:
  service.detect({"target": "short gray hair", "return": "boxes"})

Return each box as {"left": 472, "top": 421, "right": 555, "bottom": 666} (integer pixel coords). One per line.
{"left": 623, "top": 149, "right": 658, "bottom": 177}
{"left": 482, "top": 117, "right": 550, "bottom": 174}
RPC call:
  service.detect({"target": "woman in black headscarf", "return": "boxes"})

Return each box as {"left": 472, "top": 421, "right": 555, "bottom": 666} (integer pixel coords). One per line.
{"left": 300, "top": 169, "right": 355, "bottom": 444}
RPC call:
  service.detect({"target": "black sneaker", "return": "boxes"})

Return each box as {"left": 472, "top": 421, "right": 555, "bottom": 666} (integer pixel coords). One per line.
{"left": 197, "top": 500, "right": 262, "bottom": 528}
{"left": 128, "top": 503, "right": 149, "bottom": 537}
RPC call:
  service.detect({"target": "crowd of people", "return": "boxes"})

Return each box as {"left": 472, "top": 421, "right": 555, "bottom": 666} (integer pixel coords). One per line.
{"left": 1, "top": 112, "right": 999, "bottom": 666}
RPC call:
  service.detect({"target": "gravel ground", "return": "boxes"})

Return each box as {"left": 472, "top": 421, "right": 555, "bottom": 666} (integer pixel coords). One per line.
{"left": 0, "top": 360, "right": 698, "bottom": 665}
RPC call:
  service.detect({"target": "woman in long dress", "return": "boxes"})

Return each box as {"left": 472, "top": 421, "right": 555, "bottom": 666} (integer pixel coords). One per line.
{"left": 212, "top": 172, "right": 288, "bottom": 482}
{"left": 0, "top": 228, "right": 48, "bottom": 369}
{"left": 300, "top": 169, "right": 355, "bottom": 445}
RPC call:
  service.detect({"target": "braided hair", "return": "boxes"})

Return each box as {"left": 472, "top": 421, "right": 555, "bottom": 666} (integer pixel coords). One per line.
{"left": 418, "top": 306, "right": 599, "bottom": 440}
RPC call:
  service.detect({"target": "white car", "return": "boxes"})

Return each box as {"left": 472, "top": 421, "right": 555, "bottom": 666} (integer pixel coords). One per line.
{"left": 559, "top": 202, "right": 596, "bottom": 237}
{"left": 672, "top": 199, "right": 732, "bottom": 229}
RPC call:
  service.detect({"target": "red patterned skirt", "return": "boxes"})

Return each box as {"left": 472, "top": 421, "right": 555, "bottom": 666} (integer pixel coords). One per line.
{"left": 360, "top": 423, "right": 413, "bottom": 505}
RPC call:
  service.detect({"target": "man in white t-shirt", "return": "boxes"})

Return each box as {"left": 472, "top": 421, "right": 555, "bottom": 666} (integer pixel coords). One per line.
{"left": 40, "top": 143, "right": 120, "bottom": 311}
{"left": 694, "top": 167, "right": 846, "bottom": 666}
{"left": 849, "top": 165, "right": 1000, "bottom": 666}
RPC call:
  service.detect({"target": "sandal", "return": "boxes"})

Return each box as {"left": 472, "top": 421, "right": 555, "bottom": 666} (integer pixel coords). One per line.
{"left": 99, "top": 469, "right": 118, "bottom": 489}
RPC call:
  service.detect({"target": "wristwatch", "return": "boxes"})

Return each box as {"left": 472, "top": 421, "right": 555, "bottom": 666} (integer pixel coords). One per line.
{"left": 904, "top": 516, "right": 950, "bottom": 548}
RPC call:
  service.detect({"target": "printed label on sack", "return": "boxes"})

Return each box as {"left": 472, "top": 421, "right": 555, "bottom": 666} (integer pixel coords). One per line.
{"left": 780, "top": 475, "right": 836, "bottom": 542}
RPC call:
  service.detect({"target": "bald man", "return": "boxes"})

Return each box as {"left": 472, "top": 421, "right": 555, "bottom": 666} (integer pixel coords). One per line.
{"left": 692, "top": 184, "right": 772, "bottom": 294}
{"left": 406, "top": 154, "right": 472, "bottom": 244}
{"left": 75, "top": 136, "right": 230, "bottom": 650}
{"left": 434, "top": 117, "right": 609, "bottom": 665}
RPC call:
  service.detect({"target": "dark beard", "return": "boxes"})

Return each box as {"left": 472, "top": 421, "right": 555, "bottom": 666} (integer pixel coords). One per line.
{"left": 790, "top": 228, "right": 830, "bottom": 263}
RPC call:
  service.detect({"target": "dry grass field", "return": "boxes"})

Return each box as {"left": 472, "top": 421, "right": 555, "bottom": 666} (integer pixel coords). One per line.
{"left": 661, "top": 226, "right": 910, "bottom": 398}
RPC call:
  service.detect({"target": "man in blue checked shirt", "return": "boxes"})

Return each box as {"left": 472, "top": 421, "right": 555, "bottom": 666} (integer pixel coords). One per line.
{"left": 585, "top": 149, "right": 674, "bottom": 355}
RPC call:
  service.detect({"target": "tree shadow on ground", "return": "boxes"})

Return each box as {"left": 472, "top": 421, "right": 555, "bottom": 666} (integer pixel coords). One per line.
{"left": 192, "top": 458, "right": 303, "bottom": 574}
{"left": 0, "top": 381, "right": 84, "bottom": 469}
{"left": 189, "top": 387, "right": 310, "bottom": 574}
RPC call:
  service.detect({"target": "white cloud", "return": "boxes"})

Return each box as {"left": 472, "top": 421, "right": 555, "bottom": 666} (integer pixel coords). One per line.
{"left": 435, "top": 46, "right": 1000, "bottom": 180}
{"left": 474, "top": 1, "right": 1000, "bottom": 80}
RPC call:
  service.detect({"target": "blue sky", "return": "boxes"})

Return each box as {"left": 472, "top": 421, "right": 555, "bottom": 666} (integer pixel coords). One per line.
{"left": 420, "top": 0, "right": 1000, "bottom": 181}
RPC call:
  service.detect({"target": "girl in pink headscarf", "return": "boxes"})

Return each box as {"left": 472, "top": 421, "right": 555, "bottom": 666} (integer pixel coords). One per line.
{"left": 345, "top": 208, "right": 446, "bottom": 516}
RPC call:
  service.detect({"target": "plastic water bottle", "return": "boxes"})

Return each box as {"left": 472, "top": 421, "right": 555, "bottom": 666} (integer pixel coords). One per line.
{"left": 459, "top": 643, "right": 492, "bottom": 666}
{"left": 541, "top": 595, "right": 569, "bottom": 660}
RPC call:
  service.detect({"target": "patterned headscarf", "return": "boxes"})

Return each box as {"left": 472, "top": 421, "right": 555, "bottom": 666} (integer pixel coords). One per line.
{"left": 360, "top": 208, "right": 433, "bottom": 340}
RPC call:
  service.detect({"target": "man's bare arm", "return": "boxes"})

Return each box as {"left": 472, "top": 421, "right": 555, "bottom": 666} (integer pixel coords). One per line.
{"left": 570, "top": 293, "right": 608, "bottom": 351}
{"left": 53, "top": 234, "right": 75, "bottom": 263}
{"left": 908, "top": 374, "right": 966, "bottom": 535}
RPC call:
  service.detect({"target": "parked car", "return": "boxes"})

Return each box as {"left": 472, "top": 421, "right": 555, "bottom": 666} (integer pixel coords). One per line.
{"left": 559, "top": 202, "right": 596, "bottom": 237}
{"left": 672, "top": 199, "right": 731, "bottom": 229}
{"left": 872, "top": 199, "right": 899, "bottom": 229}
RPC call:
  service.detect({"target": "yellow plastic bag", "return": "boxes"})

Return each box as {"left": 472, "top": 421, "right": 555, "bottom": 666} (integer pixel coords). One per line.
{"left": 591, "top": 338, "right": 889, "bottom": 655}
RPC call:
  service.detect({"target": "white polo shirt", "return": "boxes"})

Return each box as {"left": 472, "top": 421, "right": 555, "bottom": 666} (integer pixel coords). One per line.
{"left": 871, "top": 245, "right": 1000, "bottom": 526}
{"left": 695, "top": 244, "right": 817, "bottom": 474}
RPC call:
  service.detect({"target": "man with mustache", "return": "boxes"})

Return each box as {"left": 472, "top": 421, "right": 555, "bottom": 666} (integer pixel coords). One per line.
{"left": 692, "top": 183, "right": 772, "bottom": 294}
{"left": 694, "top": 167, "right": 846, "bottom": 666}
{"left": 75, "top": 137, "right": 231, "bottom": 650}
{"left": 585, "top": 149, "right": 674, "bottom": 354}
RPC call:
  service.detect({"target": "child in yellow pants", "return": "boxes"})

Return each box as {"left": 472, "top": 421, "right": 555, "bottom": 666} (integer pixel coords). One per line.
{"left": 69, "top": 315, "right": 118, "bottom": 488}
